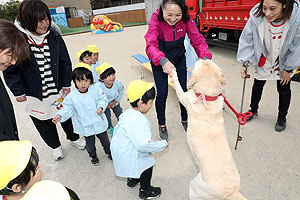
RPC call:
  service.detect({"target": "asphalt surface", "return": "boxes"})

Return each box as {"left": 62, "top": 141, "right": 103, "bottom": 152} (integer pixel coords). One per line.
{"left": 3, "top": 25, "right": 300, "bottom": 200}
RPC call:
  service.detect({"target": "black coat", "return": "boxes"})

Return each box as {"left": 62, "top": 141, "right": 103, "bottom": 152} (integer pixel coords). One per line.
{"left": 3, "top": 28, "right": 72, "bottom": 101}
{"left": 0, "top": 76, "right": 19, "bottom": 141}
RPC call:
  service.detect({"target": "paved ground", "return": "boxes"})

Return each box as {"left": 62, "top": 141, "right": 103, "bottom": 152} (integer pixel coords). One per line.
{"left": 4, "top": 25, "right": 300, "bottom": 200}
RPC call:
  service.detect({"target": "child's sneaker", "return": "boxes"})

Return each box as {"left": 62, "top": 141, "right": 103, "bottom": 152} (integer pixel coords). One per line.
{"left": 91, "top": 155, "right": 99, "bottom": 166}
{"left": 106, "top": 152, "right": 113, "bottom": 160}
{"left": 127, "top": 178, "right": 140, "bottom": 188}
{"left": 108, "top": 126, "right": 114, "bottom": 136}
{"left": 139, "top": 186, "right": 161, "bottom": 200}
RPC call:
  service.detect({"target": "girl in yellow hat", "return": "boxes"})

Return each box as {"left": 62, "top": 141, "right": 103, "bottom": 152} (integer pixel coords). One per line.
{"left": 53, "top": 63, "right": 112, "bottom": 166}
{"left": 0, "top": 140, "right": 41, "bottom": 200}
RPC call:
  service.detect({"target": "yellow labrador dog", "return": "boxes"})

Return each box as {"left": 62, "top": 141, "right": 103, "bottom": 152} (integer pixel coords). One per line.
{"left": 172, "top": 59, "right": 246, "bottom": 200}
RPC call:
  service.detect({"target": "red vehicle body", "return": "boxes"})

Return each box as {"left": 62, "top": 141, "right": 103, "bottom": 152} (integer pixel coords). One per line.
{"left": 186, "top": 0, "right": 260, "bottom": 45}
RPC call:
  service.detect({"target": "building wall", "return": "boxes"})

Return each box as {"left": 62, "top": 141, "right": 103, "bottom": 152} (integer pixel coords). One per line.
{"left": 43, "top": 0, "right": 92, "bottom": 14}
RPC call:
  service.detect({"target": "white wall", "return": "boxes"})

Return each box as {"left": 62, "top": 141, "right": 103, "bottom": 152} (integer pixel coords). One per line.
{"left": 145, "top": 0, "right": 162, "bottom": 23}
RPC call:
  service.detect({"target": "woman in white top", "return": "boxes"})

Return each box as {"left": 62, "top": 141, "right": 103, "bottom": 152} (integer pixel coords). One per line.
{"left": 237, "top": 0, "right": 300, "bottom": 132}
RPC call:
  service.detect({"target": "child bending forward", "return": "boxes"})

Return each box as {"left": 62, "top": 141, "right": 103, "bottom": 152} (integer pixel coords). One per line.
{"left": 53, "top": 63, "right": 112, "bottom": 165}
{"left": 110, "top": 80, "right": 168, "bottom": 200}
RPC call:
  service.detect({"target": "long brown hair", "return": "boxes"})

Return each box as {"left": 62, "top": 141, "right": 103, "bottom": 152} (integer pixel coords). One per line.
{"left": 0, "top": 19, "right": 30, "bottom": 64}
{"left": 254, "top": 0, "right": 298, "bottom": 21}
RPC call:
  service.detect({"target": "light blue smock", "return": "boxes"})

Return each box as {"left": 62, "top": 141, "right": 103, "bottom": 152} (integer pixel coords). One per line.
{"left": 110, "top": 108, "right": 168, "bottom": 178}
{"left": 91, "top": 61, "right": 101, "bottom": 83}
{"left": 99, "top": 79, "right": 124, "bottom": 106}
{"left": 56, "top": 83, "right": 108, "bottom": 136}
{"left": 184, "top": 34, "right": 198, "bottom": 68}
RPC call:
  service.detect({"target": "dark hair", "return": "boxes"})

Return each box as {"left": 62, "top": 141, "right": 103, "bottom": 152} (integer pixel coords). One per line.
{"left": 100, "top": 67, "right": 116, "bottom": 81}
{"left": 0, "top": 147, "right": 39, "bottom": 195}
{"left": 79, "top": 51, "right": 92, "bottom": 62}
{"left": 0, "top": 19, "right": 30, "bottom": 64}
{"left": 158, "top": 0, "right": 190, "bottom": 23}
{"left": 72, "top": 67, "right": 94, "bottom": 87}
{"left": 130, "top": 87, "right": 156, "bottom": 107}
{"left": 16, "top": 0, "right": 51, "bottom": 34}
{"left": 254, "top": 0, "right": 297, "bottom": 21}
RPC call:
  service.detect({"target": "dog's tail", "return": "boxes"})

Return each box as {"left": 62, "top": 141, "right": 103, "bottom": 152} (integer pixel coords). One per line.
{"left": 229, "top": 192, "right": 247, "bottom": 200}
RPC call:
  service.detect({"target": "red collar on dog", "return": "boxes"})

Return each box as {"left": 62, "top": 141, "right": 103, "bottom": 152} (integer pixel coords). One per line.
{"left": 195, "top": 93, "right": 222, "bottom": 101}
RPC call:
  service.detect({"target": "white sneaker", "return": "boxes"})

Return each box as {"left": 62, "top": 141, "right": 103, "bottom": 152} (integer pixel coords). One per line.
{"left": 53, "top": 146, "right": 64, "bottom": 161}
{"left": 71, "top": 138, "right": 86, "bottom": 150}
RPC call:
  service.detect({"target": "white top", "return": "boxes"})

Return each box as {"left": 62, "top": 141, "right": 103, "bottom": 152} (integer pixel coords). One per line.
{"left": 255, "top": 19, "right": 287, "bottom": 80}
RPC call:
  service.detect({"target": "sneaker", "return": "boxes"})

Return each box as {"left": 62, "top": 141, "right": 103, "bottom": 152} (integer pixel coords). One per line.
{"left": 181, "top": 121, "right": 188, "bottom": 133}
{"left": 127, "top": 178, "right": 140, "bottom": 188}
{"left": 139, "top": 186, "right": 161, "bottom": 200}
{"left": 71, "top": 138, "right": 86, "bottom": 150}
{"left": 108, "top": 126, "right": 114, "bottom": 136}
{"left": 53, "top": 146, "right": 64, "bottom": 161}
{"left": 246, "top": 110, "right": 258, "bottom": 121}
{"left": 158, "top": 126, "right": 168, "bottom": 140}
{"left": 275, "top": 119, "right": 286, "bottom": 132}
{"left": 106, "top": 152, "right": 113, "bottom": 160}
{"left": 91, "top": 155, "right": 99, "bottom": 166}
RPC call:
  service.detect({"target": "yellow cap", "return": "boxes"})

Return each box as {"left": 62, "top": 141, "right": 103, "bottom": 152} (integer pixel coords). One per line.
{"left": 76, "top": 49, "right": 85, "bottom": 60}
{"left": 96, "top": 62, "right": 112, "bottom": 76}
{"left": 0, "top": 140, "right": 32, "bottom": 190}
{"left": 73, "top": 63, "right": 92, "bottom": 72}
{"left": 127, "top": 80, "right": 154, "bottom": 103}
{"left": 86, "top": 44, "right": 100, "bottom": 53}
{"left": 21, "top": 180, "right": 70, "bottom": 200}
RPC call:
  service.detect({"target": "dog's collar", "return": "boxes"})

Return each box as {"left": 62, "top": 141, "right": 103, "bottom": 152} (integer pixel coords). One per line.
{"left": 195, "top": 93, "right": 222, "bottom": 101}
{"left": 194, "top": 92, "right": 223, "bottom": 109}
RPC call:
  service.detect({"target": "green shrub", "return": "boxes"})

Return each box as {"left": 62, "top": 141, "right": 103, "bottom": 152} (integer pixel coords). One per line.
{"left": 0, "top": 0, "right": 21, "bottom": 21}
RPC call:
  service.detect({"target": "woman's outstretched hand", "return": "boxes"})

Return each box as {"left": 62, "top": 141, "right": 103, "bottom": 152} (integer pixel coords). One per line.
{"left": 163, "top": 61, "right": 176, "bottom": 77}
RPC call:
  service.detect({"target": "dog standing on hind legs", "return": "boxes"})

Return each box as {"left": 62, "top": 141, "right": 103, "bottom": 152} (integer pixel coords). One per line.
{"left": 172, "top": 59, "right": 247, "bottom": 200}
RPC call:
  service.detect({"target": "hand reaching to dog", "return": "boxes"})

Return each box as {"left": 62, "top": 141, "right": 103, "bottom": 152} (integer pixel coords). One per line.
{"left": 163, "top": 61, "right": 176, "bottom": 77}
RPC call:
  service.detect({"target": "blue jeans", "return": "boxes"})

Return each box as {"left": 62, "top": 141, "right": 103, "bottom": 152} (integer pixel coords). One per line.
{"left": 151, "top": 54, "right": 187, "bottom": 126}
{"left": 104, "top": 103, "right": 122, "bottom": 127}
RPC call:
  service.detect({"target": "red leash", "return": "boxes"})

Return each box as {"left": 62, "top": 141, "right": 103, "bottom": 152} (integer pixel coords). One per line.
{"left": 222, "top": 95, "right": 253, "bottom": 125}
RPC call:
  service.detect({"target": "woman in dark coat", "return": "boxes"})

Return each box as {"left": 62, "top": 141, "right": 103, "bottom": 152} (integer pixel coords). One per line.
{"left": 0, "top": 19, "right": 30, "bottom": 141}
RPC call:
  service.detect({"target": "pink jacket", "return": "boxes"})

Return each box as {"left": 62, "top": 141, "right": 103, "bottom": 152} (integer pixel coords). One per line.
{"left": 145, "top": 10, "right": 212, "bottom": 66}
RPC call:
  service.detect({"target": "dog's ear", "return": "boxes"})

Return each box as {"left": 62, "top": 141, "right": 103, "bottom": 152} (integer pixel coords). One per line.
{"left": 219, "top": 74, "right": 227, "bottom": 85}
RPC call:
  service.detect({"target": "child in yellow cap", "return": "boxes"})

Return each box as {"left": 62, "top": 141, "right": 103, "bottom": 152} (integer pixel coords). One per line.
{"left": 76, "top": 49, "right": 92, "bottom": 66}
{"left": 86, "top": 44, "right": 102, "bottom": 83}
{"left": 110, "top": 80, "right": 168, "bottom": 200}
{"left": 0, "top": 140, "right": 41, "bottom": 200}
{"left": 96, "top": 62, "right": 124, "bottom": 136}
{"left": 53, "top": 63, "right": 112, "bottom": 166}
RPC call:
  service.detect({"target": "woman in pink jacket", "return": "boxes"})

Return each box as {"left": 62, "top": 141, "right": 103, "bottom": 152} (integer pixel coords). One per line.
{"left": 145, "top": 0, "right": 212, "bottom": 140}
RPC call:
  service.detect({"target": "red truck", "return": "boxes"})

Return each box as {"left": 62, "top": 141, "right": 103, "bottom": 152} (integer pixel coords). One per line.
{"left": 185, "top": 0, "right": 260, "bottom": 48}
